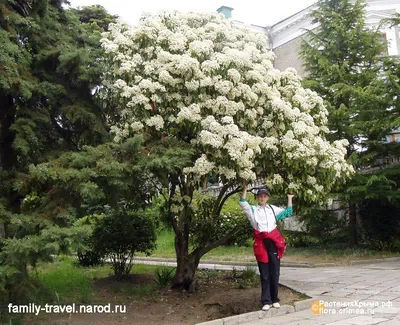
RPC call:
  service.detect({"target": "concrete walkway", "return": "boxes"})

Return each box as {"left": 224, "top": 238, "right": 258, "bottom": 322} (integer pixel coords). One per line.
{"left": 236, "top": 261, "right": 400, "bottom": 325}
{"left": 132, "top": 257, "right": 400, "bottom": 325}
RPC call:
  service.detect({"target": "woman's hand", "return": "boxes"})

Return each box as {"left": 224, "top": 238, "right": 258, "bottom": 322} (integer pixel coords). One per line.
{"left": 241, "top": 179, "right": 247, "bottom": 199}
{"left": 241, "top": 178, "right": 247, "bottom": 189}
{"left": 287, "top": 193, "right": 294, "bottom": 207}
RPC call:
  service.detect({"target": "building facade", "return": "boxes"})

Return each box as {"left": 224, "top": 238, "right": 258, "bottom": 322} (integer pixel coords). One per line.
{"left": 218, "top": 2, "right": 400, "bottom": 144}
{"left": 269, "top": 0, "right": 400, "bottom": 76}
{"left": 219, "top": 0, "right": 400, "bottom": 76}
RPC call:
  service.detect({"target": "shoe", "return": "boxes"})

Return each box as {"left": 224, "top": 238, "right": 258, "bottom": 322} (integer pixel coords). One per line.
{"left": 272, "top": 302, "right": 280, "bottom": 308}
{"left": 262, "top": 304, "right": 271, "bottom": 311}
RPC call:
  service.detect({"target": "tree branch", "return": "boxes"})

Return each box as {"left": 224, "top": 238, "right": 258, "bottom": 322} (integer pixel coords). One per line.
{"left": 195, "top": 234, "right": 234, "bottom": 258}
{"left": 215, "top": 185, "right": 242, "bottom": 217}
{"left": 211, "top": 184, "right": 229, "bottom": 218}
{"left": 168, "top": 175, "right": 180, "bottom": 237}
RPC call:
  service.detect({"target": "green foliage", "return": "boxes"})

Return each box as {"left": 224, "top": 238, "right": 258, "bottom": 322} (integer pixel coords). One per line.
{"left": 301, "top": 0, "right": 388, "bottom": 151}
{"left": 146, "top": 192, "right": 170, "bottom": 229}
{"left": 36, "top": 257, "right": 92, "bottom": 304}
{"left": 1, "top": 2, "right": 117, "bottom": 172}
{"left": 240, "top": 266, "right": 258, "bottom": 281}
{"left": 359, "top": 198, "right": 400, "bottom": 251}
{"left": 0, "top": 224, "right": 90, "bottom": 308}
{"left": 296, "top": 207, "right": 348, "bottom": 240}
{"left": 74, "top": 214, "right": 105, "bottom": 267}
{"left": 77, "top": 250, "right": 104, "bottom": 268}
{"left": 283, "top": 231, "right": 324, "bottom": 248}
{"left": 362, "top": 238, "right": 400, "bottom": 252}
{"left": 92, "top": 209, "right": 157, "bottom": 280}
{"left": 154, "top": 266, "right": 176, "bottom": 287}
{"left": 227, "top": 266, "right": 258, "bottom": 289}
{"left": 220, "top": 194, "right": 253, "bottom": 246}
{"left": 300, "top": 0, "right": 400, "bottom": 245}
{"left": 345, "top": 170, "right": 400, "bottom": 202}
{"left": 190, "top": 193, "right": 252, "bottom": 249}
{"left": 28, "top": 138, "right": 154, "bottom": 218}
{"left": 70, "top": 5, "right": 118, "bottom": 32}
{"left": 150, "top": 229, "right": 176, "bottom": 257}
{"left": 0, "top": 0, "right": 118, "bottom": 308}
{"left": 300, "top": 0, "right": 400, "bottom": 174}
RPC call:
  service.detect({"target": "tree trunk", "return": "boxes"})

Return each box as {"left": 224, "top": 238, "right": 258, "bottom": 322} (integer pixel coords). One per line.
{"left": 171, "top": 228, "right": 234, "bottom": 291}
{"left": 0, "top": 94, "right": 16, "bottom": 240}
{"left": 169, "top": 181, "right": 239, "bottom": 291}
{"left": 349, "top": 202, "right": 358, "bottom": 246}
{"left": 171, "top": 229, "right": 200, "bottom": 292}
{"left": 0, "top": 94, "right": 16, "bottom": 170}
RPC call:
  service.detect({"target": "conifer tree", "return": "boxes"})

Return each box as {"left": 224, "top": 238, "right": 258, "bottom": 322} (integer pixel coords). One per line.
{"left": 300, "top": 0, "right": 400, "bottom": 245}
{"left": 0, "top": 0, "right": 117, "bottom": 306}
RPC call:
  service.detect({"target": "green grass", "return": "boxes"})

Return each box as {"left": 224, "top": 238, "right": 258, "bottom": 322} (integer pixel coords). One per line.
{"left": 31, "top": 256, "right": 174, "bottom": 306}
{"left": 150, "top": 229, "right": 176, "bottom": 257}
{"left": 203, "top": 244, "right": 254, "bottom": 262}
{"left": 138, "top": 229, "right": 254, "bottom": 261}
{"left": 142, "top": 229, "right": 400, "bottom": 264}
{"left": 34, "top": 256, "right": 93, "bottom": 304}
{"left": 17, "top": 258, "right": 176, "bottom": 325}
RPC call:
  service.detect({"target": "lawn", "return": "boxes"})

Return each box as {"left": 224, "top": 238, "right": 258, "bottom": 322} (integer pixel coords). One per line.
{"left": 32, "top": 256, "right": 161, "bottom": 304}
{"left": 139, "top": 229, "right": 400, "bottom": 265}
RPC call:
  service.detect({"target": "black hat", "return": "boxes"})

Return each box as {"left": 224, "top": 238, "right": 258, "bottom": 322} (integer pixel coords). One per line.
{"left": 256, "top": 187, "right": 271, "bottom": 196}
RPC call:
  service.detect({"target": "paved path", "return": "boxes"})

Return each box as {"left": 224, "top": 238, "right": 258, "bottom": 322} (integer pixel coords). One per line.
{"left": 133, "top": 257, "right": 400, "bottom": 324}
{"left": 240, "top": 261, "right": 400, "bottom": 325}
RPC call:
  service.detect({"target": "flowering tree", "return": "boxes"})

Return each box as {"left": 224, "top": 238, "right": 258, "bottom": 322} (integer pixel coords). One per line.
{"left": 100, "top": 11, "right": 354, "bottom": 289}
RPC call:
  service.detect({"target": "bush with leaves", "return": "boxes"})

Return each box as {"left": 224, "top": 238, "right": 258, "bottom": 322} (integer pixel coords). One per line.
{"left": 296, "top": 207, "right": 348, "bottom": 244}
{"left": 283, "top": 231, "right": 323, "bottom": 248}
{"left": 190, "top": 192, "right": 252, "bottom": 252}
{"left": 359, "top": 198, "right": 400, "bottom": 251}
{"left": 154, "top": 266, "right": 176, "bottom": 287}
{"left": 74, "top": 214, "right": 105, "bottom": 267}
{"left": 145, "top": 191, "right": 170, "bottom": 230}
{"left": 0, "top": 224, "right": 90, "bottom": 307}
{"left": 219, "top": 194, "right": 254, "bottom": 246}
{"left": 92, "top": 209, "right": 156, "bottom": 280}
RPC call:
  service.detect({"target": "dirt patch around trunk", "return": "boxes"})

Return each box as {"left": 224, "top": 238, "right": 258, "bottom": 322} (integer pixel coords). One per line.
{"left": 31, "top": 269, "right": 303, "bottom": 325}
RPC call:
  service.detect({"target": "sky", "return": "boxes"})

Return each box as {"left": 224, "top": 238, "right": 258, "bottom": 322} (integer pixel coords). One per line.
{"left": 68, "top": 0, "right": 317, "bottom": 27}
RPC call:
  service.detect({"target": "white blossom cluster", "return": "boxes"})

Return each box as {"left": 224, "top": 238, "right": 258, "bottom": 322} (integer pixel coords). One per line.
{"left": 100, "top": 11, "right": 354, "bottom": 204}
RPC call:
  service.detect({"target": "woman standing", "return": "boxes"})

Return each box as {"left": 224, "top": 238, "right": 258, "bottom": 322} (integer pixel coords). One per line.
{"left": 239, "top": 180, "right": 294, "bottom": 311}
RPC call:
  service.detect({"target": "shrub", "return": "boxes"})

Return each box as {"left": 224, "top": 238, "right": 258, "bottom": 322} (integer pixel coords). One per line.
{"left": 92, "top": 209, "right": 156, "bottom": 280}
{"left": 240, "top": 265, "right": 257, "bottom": 281}
{"left": 74, "top": 214, "right": 105, "bottom": 267}
{"left": 362, "top": 236, "right": 400, "bottom": 252}
{"left": 283, "top": 230, "right": 322, "bottom": 248}
{"left": 359, "top": 199, "right": 400, "bottom": 251}
{"left": 295, "top": 207, "right": 348, "bottom": 244}
{"left": 77, "top": 251, "right": 104, "bottom": 267}
{"left": 238, "top": 266, "right": 258, "bottom": 289}
{"left": 154, "top": 266, "right": 175, "bottom": 287}
{"left": 190, "top": 193, "right": 253, "bottom": 249}
{"left": 219, "top": 194, "right": 254, "bottom": 246}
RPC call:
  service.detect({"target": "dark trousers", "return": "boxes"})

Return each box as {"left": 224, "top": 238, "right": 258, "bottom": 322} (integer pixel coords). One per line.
{"left": 257, "top": 239, "right": 280, "bottom": 305}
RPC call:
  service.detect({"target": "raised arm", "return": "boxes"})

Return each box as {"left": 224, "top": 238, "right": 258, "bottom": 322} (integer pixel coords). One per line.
{"left": 241, "top": 179, "right": 247, "bottom": 200}
{"left": 275, "top": 194, "right": 295, "bottom": 221}
{"left": 239, "top": 179, "right": 256, "bottom": 228}
{"left": 287, "top": 194, "right": 294, "bottom": 208}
